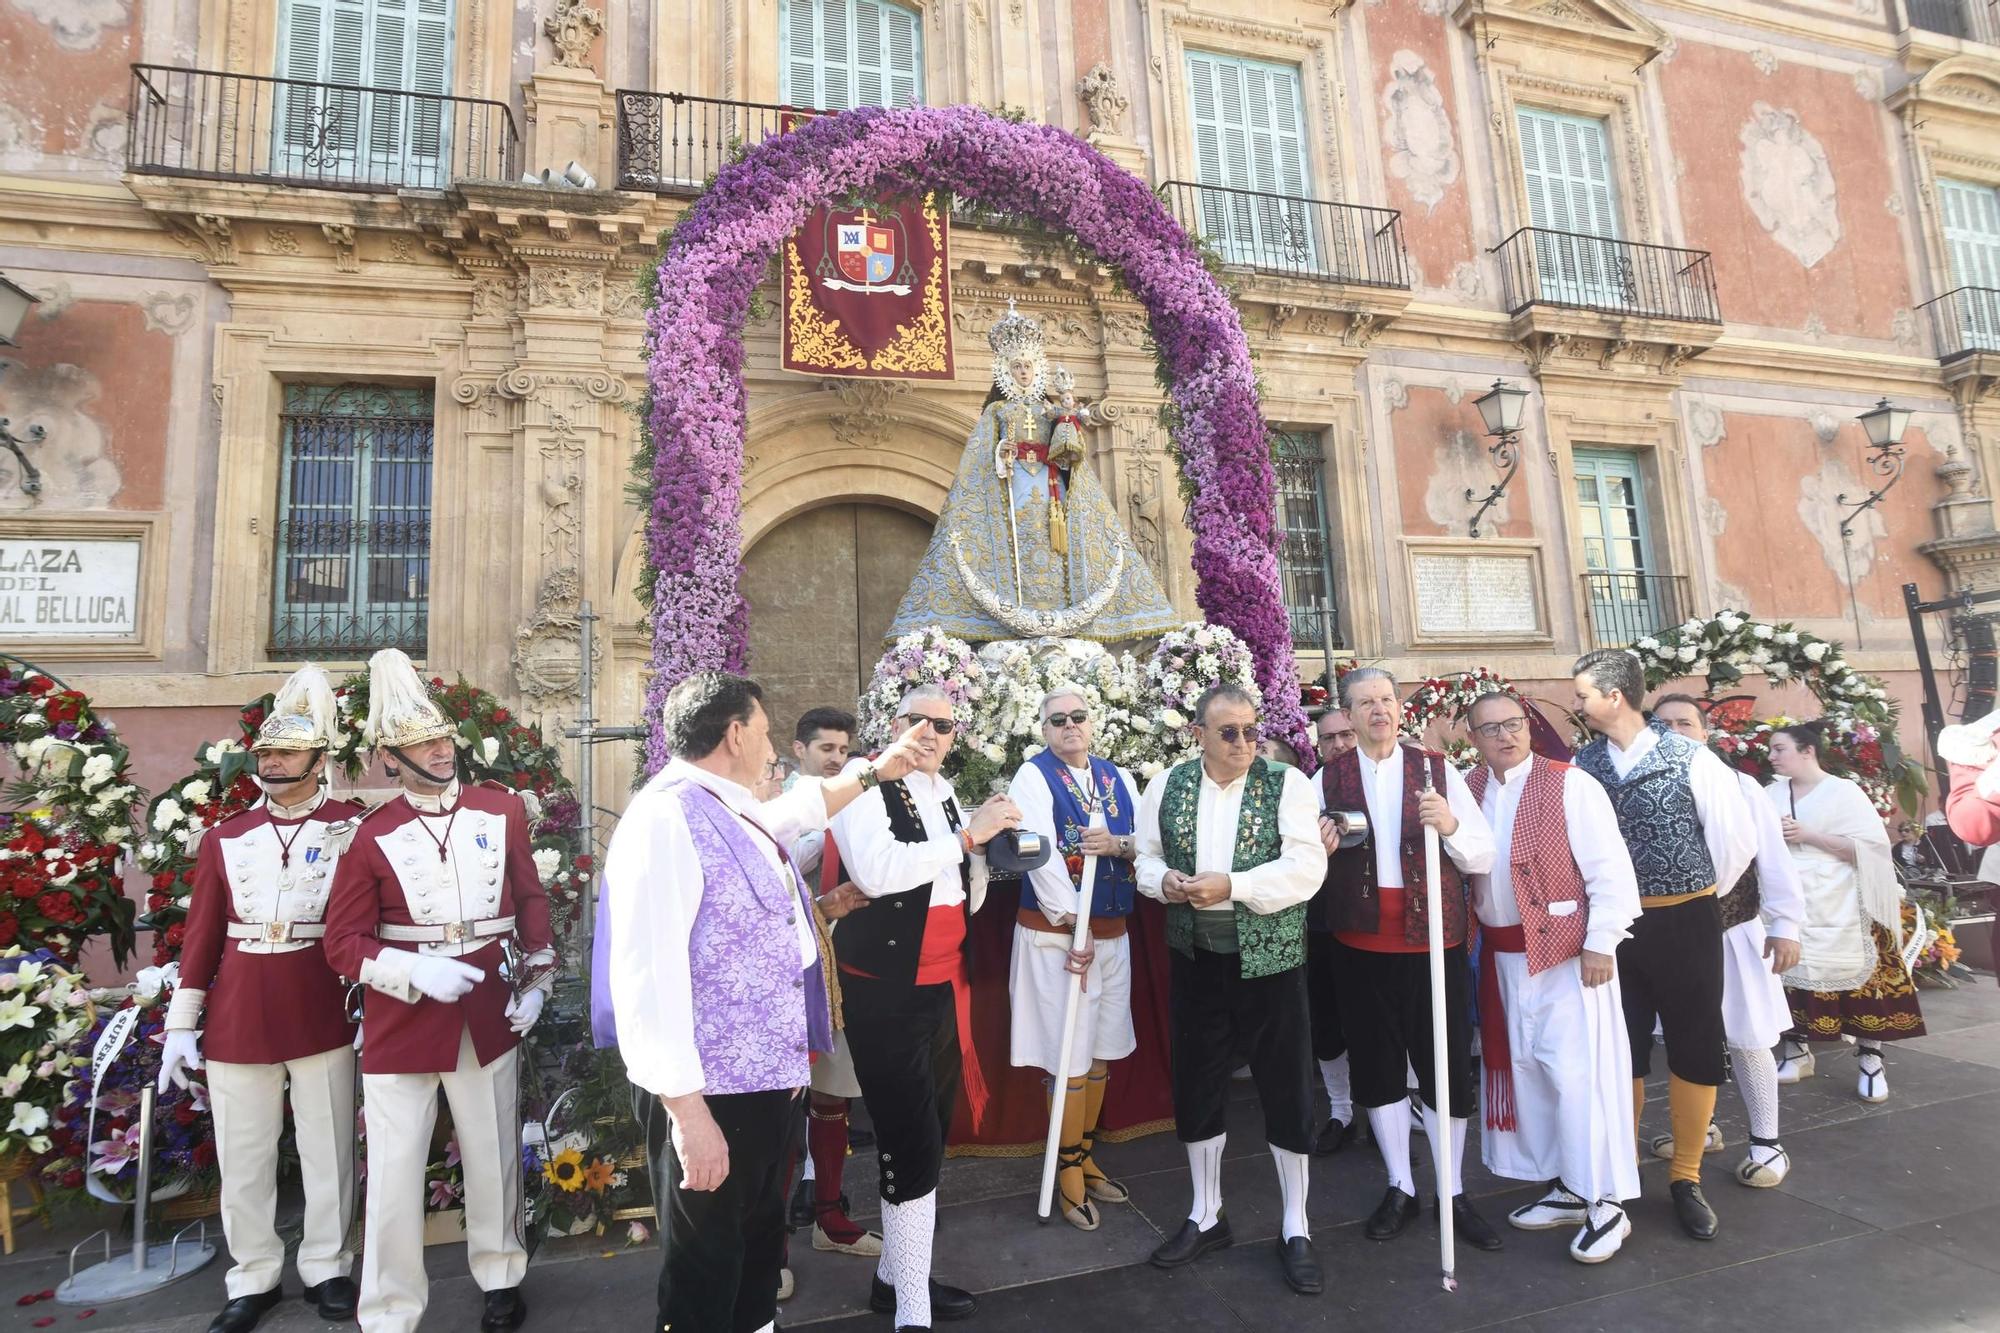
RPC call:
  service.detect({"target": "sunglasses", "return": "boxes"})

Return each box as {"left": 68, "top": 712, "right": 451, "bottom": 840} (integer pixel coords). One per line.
{"left": 1043, "top": 710, "right": 1090, "bottom": 727}
{"left": 898, "top": 714, "right": 957, "bottom": 735}
{"left": 1471, "top": 717, "right": 1528, "bottom": 739}
{"left": 1204, "top": 723, "right": 1262, "bottom": 744}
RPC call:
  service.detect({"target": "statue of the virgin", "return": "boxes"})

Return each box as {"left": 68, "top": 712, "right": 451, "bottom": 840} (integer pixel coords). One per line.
{"left": 886, "top": 302, "right": 1180, "bottom": 642}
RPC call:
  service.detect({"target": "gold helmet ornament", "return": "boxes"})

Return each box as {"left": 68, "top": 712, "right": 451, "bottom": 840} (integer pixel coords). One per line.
{"left": 253, "top": 664, "right": 337, "bottom": 754}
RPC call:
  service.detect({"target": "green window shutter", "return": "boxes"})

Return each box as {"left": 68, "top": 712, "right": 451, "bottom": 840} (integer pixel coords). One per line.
{"left": 1939, "top": 178, "right": 2000, "bottom": 347}
{"left": 1183, "top": 50, "right": 1313, "bottom": 266}
{"left": 277, "top": 0, "right": 453, "bottom": 182}
{"left": 1516, "top": 106, "right": 1623, "bottom": 305}
{"left": 783, "top": 0, "right": 923, "bottom": 111}
{"left": 408, "top": 0, "right": 452, "bottom": 160}
{"left": 885, "top": 2, "right": 921, "bottom": 107}
{"left": 1575, "top": 448, "right": 1670, "bottom": 648}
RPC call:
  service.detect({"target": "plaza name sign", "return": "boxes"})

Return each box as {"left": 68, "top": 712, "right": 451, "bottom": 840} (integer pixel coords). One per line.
{"left": 0, "top": 538, "right": 141, "bottom": 637}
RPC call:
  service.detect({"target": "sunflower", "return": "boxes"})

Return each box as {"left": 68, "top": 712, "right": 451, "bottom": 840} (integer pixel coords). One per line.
{"left": 544, "top": 1148, "right": 585, "bottom": 1193}
{"left": 583, "top": 1158, "right": 615, "bottom": 1192}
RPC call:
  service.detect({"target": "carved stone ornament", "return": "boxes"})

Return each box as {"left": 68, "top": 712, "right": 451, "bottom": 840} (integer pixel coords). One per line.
{"left": 1077, "top": 63, "right": 1130, "bottom": 135}
{"left": 825, "top": 377, "right": 913, "bottom": 449}
{"left": 543, "top": 0, "right": 605, "bottom": 72}
{"left": 513, "top": 566, "right": 599, "bottom": 703}
{"left": 528, "top": 266, "right": 604, "bottom": 311}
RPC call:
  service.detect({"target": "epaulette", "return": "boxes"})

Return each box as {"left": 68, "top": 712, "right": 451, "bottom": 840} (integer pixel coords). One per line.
{"left": 357, "top": 796, "right": 403, "bottom": 825}
{"left": 184, "top": 825, "right": 209, "bottom": 857}
{"left": 319, "top": 817, "right": 361, "bottom": 858}
{"left": 477, "top": 777, "right": 515, "bottom": 794}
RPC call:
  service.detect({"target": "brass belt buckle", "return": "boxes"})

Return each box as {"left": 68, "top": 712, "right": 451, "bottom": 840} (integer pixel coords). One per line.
{"left": 262, "top": 921, "right": 290, "bottom": 945}
{"left": 442, "top": 921, "right": 470, "bottom": 944}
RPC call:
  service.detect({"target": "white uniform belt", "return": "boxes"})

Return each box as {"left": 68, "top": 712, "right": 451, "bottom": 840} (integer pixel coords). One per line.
{"left": 226, "top": 920, "right": 326, "bottom": 943}
{"left": 378, "top": 916, "right": 516, "bottom": 945}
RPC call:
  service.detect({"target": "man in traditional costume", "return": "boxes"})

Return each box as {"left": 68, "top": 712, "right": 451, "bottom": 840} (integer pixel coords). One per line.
{"left": 1006, "top": 688, "right": 1139, "bottom": 1230}
{"left": 1461, "top": 691, "right": 1641, "bottom": 1264}
{"left": 1306, "top": 706, "right": 1358, "bottom": 1154}
{"left": 597, "top": 677, "right": 927, "bottom": 1333}
{"left": 1320, "top": 668, "right": 1500, "bottom": 1251}
{"left": 886, "top": 301, "right": 1178, "bottom": 643}
{"left": 1135, "top": 683, "right": 1329, "bottom": 1295}
{"left": 829, "top": 686, "right": 1022, "bottom": 1332}
{"left": 1764, "top": 723, "right": 1924, "bottom": 1099}
{"left": 1570, "top": 651, "right": 1754, "bottom": 1243}
{"left": 1652, "top": 696, "right": 1804, "bottom": 1187}
{"left": 784, "top": 706, "right": 883, "bottom": 1261}
{"left": 160, "top": 666, "right": 361, "bottom": 1332}
{"left": 323, "top": 650, "right": 555, "bottom": 1333}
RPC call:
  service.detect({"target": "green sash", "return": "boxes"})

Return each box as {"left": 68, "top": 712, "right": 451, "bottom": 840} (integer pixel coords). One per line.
{"left": 1158, "top": 757, "right": 1306, "bottom": 980}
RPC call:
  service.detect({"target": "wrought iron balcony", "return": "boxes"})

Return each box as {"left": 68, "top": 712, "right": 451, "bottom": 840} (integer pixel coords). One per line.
{"left": 1906, "top": 0, "right": 2000, "bottom": 45}
{"left": 1580, "top": 572, "right": 1690, "bottom": 650}
{"left": 615, "top": 90, "right": 798, "bottom": 193}
{"left": 127, "top": 64, "right": 517, "bottom": 192}
{"left": 1920, "top": 286, "right": 2000, "bottom": 362}
{"left": 1493, "top": 227, "right": 1721, "bottom": 324}
{"left": 1159, "top": 181, "right": 1409, "bottom": 289}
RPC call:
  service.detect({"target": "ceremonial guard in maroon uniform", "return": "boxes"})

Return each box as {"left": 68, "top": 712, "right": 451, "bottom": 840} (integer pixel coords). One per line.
{"left": 161, "top": 666, "right": 362, "bottom": 1333}
{"left": 325, "top": 650, "right": 555, "bottom": 1333}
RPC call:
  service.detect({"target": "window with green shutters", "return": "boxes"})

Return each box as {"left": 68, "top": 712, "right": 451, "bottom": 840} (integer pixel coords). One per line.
{"left": 1938, "top": 177, "right": 2000, "bottom": 349}
{"left": 1514, "top": 106, "right": 1631, "bottom": 309}
{"left": 1184, "top": 51, "right": 1318, "bottom": 269}
{"left": 272, "top": 385, "right": 434, "bottom": 658}
{"left": 275, "top": 0, "right": 453, "bottom": 187}
{"left": 1271, "top": 430, "right": 1342, "bottom": 650}
{"left": 1574, "top": 448, "right": 1678, "bottom": 648}
{"left": 780, "top": 0, "right": 924, "bottom": 111}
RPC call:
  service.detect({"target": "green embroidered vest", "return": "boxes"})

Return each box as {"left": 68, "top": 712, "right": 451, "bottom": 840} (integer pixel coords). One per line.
{"left": 1158, "top": 757, "right": 1306, "bottom": 979}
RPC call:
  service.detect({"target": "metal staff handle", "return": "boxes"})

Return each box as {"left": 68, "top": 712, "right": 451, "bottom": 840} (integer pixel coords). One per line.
{"left": 1421, "top": 758, "right": 1457, "bottom": 1292}
{"left": 1037, "top": 809, "right": 1106, "bottom": 1220}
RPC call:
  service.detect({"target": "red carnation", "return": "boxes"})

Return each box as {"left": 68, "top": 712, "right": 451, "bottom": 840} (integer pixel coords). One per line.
{"left": 151, "top": 872, "right": 176, "bottom": 891}
{"left": 146, "top": 893, "right": 171, "bottom": 911}
{"left": 164, "top": 922, "right": 187, "bottom": 948}
{"left": 491, "top": 709, "right": 510, "bottom": 724}
{"left": 23, "top": 674, "right": 52, "bottom": 696}
{"left": 44, "top": 693, "right": 82, "bottom": 725}
{"left": 573, "top": 854, "right": 594, "bottom": 873}
{"left": 193, "top": 1141, "right": 217, "bottom": 1169}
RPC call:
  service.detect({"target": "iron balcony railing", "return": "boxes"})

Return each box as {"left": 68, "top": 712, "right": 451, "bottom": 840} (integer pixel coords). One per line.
{"left": 1919, "top": 286, "right": 2000, "bottom": 362}
{"left": 1906, "top": 0, "right": 2000, "bottom": 45}
{"left": 1160, "top": 181, "right": 1409, "bottom": 288}
{"left": 1493, "top": 227, "right": 1721, "bottom": 324}
{"left": 1580, "top": 572, "right": 1690, "bottom": 650}
{"left": 616, "top": 89, "right": 800, "bottom": 193}
{"left": 127, "top": 64, "right": 517, "bottom": 192}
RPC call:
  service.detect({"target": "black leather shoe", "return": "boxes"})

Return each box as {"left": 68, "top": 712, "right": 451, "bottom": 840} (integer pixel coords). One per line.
{"left": 208, "top": 1289, "right": 283, "bottom": 1333}
{"left": 1437, "top": 1196, "right": 1504, "bottom": 1252}
{"left": 1671, "top": 1179, "right": 1719, "bottom": 1241}
{"left": 1364, "top": 1186, "right": 1419, "bottom": 1241}
{"left": 1148, "top": 1213, "right": 1234, "bottom": 1268}
{"left": 789, "top": 1174, "right": 815, "bottom": 1229}
{"left": 870, "top": 1276, "right": 977, "bottom": 1321}
{"left": 480, "top": 1286, "right": 529, "bottom": 1331}
{"left": 1275, "top": 1237, "right": 1323, "bottom": 1294}
{"left": 1313, "top": 1117, "right": 1353, "bottom": 1156}
{"left": 302, "top": 1275, "right": 358, "bottom": 1319}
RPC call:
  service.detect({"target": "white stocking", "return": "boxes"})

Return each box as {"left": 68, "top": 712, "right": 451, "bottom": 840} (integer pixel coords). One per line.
{"left": 1418, "top": 1104, "right": 1467, "bottom": 1199}
{"left": 1367, "top": 1100, "right": 1415, "bottom": 1195}
{"left": 877, "top": 1190, "right": 936, "bottom": 1329}
{"left": 1731, "top": 1044, "right": 1782, "bottom": 1147}
{"left": 1318, "top": 1055, "right": 1353, "bottom": 1124}
{"left": 1185, "top": 1134, "right": 1225, "bottom": 1229}
{"left": 1270, "top": 1145, "right": 1310, "bottom": 1241}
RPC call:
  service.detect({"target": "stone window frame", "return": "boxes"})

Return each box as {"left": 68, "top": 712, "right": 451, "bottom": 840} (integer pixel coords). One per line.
{"left": 1890, "top": 57, "right": 2000, "bottom": 308}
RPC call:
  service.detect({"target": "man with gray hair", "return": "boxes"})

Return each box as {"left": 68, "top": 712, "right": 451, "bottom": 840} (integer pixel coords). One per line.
{"left": 1006, "top": 688, "right": 1141, "bottom": 1230}
{"left": 1571, "top": 650, "right": 1755, "bottom": 1244}
{"left": 828, "top": 684, "right": 1022, "bottom": 1331}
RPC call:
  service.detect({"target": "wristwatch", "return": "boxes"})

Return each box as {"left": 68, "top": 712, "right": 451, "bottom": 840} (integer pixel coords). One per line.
{"left": 857, "top": 763, "right": 881, "bottom": 792}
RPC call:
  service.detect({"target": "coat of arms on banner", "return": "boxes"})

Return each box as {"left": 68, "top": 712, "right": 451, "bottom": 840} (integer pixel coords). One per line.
{"left": 827, "top": 212, "right": 912, "bottom": 294}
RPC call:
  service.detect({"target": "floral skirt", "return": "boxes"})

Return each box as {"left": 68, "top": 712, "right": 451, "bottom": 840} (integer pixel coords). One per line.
{"left": 1786, "top": 925, "right": 1927, "bottom": 1042}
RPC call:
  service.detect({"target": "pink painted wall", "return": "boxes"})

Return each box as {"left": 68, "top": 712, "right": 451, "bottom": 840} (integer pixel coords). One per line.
{"left": 0, "top": 0, "right": 135, "bottom": 174}
{"left": 1390, "top": 386, "right": 1535, "bottom": 540}
{"left": 2, "top": 298, "right": 174, "bottom": 511}
{"left": 1363, "top": 5, "right": 1476, "bottom": 293}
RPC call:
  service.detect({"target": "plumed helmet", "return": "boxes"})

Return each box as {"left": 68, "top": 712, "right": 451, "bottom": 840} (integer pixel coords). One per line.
{"left": 253, "top": 664, "right": 337, "bottom": 753}
{"left": 363, "top": 649, "right": 455, "bottom": 750}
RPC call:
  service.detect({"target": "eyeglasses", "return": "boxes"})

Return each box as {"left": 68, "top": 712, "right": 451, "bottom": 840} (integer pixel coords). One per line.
{"left": 1471, "top": 717, "right": 1528, "bottom": 740}
{"left": 897, "top": 714, "right": 957, "bottom": 735}
{"left": 1043, "top": 710, "right": 1090, "bottom": 728}
{"left": 1206, "top": 724, "right": 1262, "bottom": 745}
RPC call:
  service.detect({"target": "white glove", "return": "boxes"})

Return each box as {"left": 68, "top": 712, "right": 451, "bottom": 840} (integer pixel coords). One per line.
{"left": 408, "top": 955, "right": 485, "bottom": 1003}
{"left": 504, "top": 987, "right": 546, "bottom": 1035}
{"left": 158, "top": 1029, "right": 202, "bottom": 1094}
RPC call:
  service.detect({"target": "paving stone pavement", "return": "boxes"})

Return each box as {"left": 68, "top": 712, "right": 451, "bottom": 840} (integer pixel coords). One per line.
{"left": 4, "top": 980, "right": 1997, "bottom": 1333}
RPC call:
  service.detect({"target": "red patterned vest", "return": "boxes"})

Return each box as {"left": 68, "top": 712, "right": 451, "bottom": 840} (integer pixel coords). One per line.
{"left": 1321, "top": 744, "right": 1469, "bottom": 950}
{"left": 1465, "top": 757, "right": 1590, "bottom": 975}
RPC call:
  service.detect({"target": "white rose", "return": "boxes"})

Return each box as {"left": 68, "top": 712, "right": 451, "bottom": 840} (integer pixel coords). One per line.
{"left": 1678, "top": 645, "right": 1699, "bottom": 663}
{"left": 138, "top": 842, "right": 163, "bottom": 862}
{"left": 1802, "top": 641, "right": 1829, "bottom": 662}
{"left": 1717, "top": 613, "right": 1744, "bottom": 633}
{"left": 180, "top": 780, "right": 211, "bottom": 806}
{"left": 151, "top": 799, "right": 185, "bottom": 832}
{"left": 1750, "top": 647, "right": 1772, "bottom": 665}
{"left": 1752, "top": 624, "right": 1773, "bottom": 640}
{"left": 1770, "top": 662, "right": 1792, "bottom": 679}
{"left": 79, "top": 754, "right": 117, "bottom": 790}
{"left": 531, "top": 848, "right": 562, "bottom": 885}
{"left": 1635, "top": 637, "right": 1660, "bottom": 652}
{"left": 1160, "top": 709, "right": 1187, "bottom": 730}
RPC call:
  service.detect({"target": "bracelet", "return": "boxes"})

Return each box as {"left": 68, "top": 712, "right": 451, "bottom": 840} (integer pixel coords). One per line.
{"left": 960, "top": 828, "right": 977, "bottom": 854}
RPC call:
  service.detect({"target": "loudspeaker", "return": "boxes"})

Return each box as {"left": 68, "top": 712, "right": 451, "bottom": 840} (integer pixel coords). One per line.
{"left": 1958, "top": 613, "right": 1998, "bottom": 723}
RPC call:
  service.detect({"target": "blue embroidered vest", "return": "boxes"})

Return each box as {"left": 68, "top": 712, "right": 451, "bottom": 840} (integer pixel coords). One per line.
{"left": 1575, "top": 722, "right": 1717, "bottom": 899}
{"left": 1029, "top": 749, "right": 1136, "bottom": 917}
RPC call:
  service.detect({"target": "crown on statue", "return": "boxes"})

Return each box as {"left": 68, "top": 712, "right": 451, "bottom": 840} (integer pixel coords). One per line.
{"left": 986, "top": 298, "right": 1044, "bottom": 363}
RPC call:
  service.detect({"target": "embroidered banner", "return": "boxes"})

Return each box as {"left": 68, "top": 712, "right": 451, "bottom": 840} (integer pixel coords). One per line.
{"left": 779, "top": 116, "right": 953, "bottom": 380}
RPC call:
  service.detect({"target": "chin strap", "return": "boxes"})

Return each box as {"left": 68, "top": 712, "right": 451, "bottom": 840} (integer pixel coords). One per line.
{"left": 387, "top": 745, "right": 457, "bottom": 787}
{"left": 255, "top": 747, "right": 327, "bottom": 791}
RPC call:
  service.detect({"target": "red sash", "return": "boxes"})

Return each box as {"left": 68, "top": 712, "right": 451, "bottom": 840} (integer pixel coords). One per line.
{"left": 1478, "top": 923, "right": 1527, "bottom": 1133}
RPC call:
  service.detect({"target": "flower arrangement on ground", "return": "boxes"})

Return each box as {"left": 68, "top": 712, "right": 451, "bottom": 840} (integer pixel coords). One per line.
{"left": 637, "top": 104, "right": 1301, "bottom": 773}
{"left": 1901, "top": 891, "right": 1965, "bottom": 986}
{"left": 0, "top": 949, "right": 92, "bottom": 1165}
{"left": 0, "top": 662, "right": 141, "bottom": 965}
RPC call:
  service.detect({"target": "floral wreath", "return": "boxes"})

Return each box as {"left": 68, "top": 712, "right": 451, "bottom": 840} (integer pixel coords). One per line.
{"left": 138, "top": 673, "right": 593, "bottom": 966}
{"left": 0, "top": 659, "right": 141, "bottom": 966}
{"left": 636, "top": 105, "right": 1301, "bottom": 771}
{"left": 1400, "top": 668, "right": 1518, "bottom": 769}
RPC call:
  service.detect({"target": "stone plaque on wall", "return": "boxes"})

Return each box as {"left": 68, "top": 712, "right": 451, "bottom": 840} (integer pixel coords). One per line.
{"left": 1405, "top": 542, "right": 1549, "bottom": 643}
{"left": 0, "top": 516, "right": 165, "bottom": 659}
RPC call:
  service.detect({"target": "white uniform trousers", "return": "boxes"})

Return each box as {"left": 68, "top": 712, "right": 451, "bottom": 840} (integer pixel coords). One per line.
{"left": 358, "top": 1029, "right": 525, "bottom": 1333}
{"left": 1721, "top": 918, "right": 1792, "bottom": 1051}
{"left": 1008, "top": 927, "right": 1135, "bottom": 1077}
{"left": 208, "top": 1046, "right": 357, "bottom": 1298}
{"left": 1479, "top": 952, "right": 1640, "bottom": 1206}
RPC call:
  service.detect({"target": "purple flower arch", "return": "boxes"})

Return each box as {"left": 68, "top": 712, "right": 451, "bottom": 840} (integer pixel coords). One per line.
{"left": 641, "top": 104, "right": 1300, "bottom": 769}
